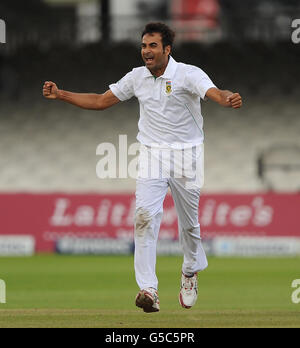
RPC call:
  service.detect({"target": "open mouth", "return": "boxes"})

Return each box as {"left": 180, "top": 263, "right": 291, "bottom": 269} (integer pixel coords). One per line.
{"left": 145, "top": 57, "right": 154, "bottom": 64}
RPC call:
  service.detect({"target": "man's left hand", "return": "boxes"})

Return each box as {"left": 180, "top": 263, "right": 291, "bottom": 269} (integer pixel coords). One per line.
{"left": 227, "top": 93, "right": 242, "bottom": 109}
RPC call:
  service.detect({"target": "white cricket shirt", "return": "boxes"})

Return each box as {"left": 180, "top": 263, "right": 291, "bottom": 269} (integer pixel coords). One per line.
{"left": 109, "top": 56, "right": 216, "bottom": 149}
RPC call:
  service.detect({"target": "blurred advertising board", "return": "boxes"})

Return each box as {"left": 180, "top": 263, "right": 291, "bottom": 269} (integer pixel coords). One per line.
{"left": 0, "top": 193, "right": 299, "bottom": 255}
{"left": 171, "top": 0, "right": 220, "bottom": 42}
{"left": 0, "top": 236, "right": 35, "bottom": 256}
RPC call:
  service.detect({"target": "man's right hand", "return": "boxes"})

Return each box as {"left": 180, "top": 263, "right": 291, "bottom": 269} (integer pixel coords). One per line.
{"left": 43, "top": 81, "right": 59, "bottom": 99}
{"left": 41, "top": 83, "right": 120, "bottom": 110}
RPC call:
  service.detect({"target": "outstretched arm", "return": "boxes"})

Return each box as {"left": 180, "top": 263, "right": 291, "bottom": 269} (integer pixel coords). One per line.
{"left": 206, "top": 87, "right": 242, "bottom": 109}
{"left": 42, "top": 81, "right": 120, "bottom": 110}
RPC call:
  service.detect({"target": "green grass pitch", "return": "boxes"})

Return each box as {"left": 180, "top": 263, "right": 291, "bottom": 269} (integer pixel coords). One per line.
{"left": 0, "top": 255, "right": 299, "bottom": 328}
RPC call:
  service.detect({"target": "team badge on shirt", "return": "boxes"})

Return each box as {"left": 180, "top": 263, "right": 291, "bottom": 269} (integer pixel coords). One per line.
{"left": 165, "top": 80, "right": 172, "bottom": 95}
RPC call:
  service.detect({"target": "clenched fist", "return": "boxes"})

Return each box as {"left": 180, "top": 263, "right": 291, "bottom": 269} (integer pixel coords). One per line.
{"left": 226, "top": 93, "right": 242, "bottom": 109}
{"left": 43, "top": 81, "right": 59, "bottom": 99}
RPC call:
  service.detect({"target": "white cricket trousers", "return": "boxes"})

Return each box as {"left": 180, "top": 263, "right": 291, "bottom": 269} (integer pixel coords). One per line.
{"left": 134, "top": 145, "right": 208, "bottom": 290}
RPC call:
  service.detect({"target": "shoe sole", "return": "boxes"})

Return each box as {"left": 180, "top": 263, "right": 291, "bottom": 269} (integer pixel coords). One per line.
{"left": 135, "top": 290, "right": 159, "bottom": 313}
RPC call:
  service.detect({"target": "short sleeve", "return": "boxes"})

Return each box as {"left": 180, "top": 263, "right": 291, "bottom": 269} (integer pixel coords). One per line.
{"left": 109, "top": 71, "right": 135, "bottom": 101}
{"left": 184, "top": 67, "right": 217, "bottom": 100}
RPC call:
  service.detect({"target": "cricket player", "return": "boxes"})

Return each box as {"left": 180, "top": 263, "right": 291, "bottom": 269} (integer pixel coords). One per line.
{"left": 43, "top": 22, "right": 242, "bottom": 313}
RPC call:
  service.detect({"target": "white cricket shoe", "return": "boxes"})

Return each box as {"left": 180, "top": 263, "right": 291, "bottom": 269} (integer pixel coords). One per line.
{"left": 179, "top": 272, "right": 198, "bottom": 309}
{"left": 135, "top": 287, "right": 160, "bottom": 313}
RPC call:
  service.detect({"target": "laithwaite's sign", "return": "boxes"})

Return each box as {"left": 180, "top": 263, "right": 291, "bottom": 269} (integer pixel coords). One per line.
{"left": 0, "top": 193, "right": 299, "bottom": 252}
{"left": 0, "top": 19, "right": 6, "bottom": 44}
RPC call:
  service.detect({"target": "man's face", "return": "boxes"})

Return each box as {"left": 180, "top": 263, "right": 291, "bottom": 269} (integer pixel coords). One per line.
{"left": 141, "top": 32, "right": 170, "bottom": 72}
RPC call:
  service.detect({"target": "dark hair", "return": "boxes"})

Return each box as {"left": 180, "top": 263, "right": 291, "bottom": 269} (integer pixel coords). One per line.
{"left": 142, "top": 22, "right": 175, "bottom": 49}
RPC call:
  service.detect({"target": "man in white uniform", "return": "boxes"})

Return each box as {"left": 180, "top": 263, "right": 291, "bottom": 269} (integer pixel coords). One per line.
{"left": 43, "top": 22, "right": 242, "bottom": 313}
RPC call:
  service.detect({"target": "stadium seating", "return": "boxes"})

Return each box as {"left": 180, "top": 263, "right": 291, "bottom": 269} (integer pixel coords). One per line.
{"left": 0, "top": 96, "right": 299, "bottom": 193}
